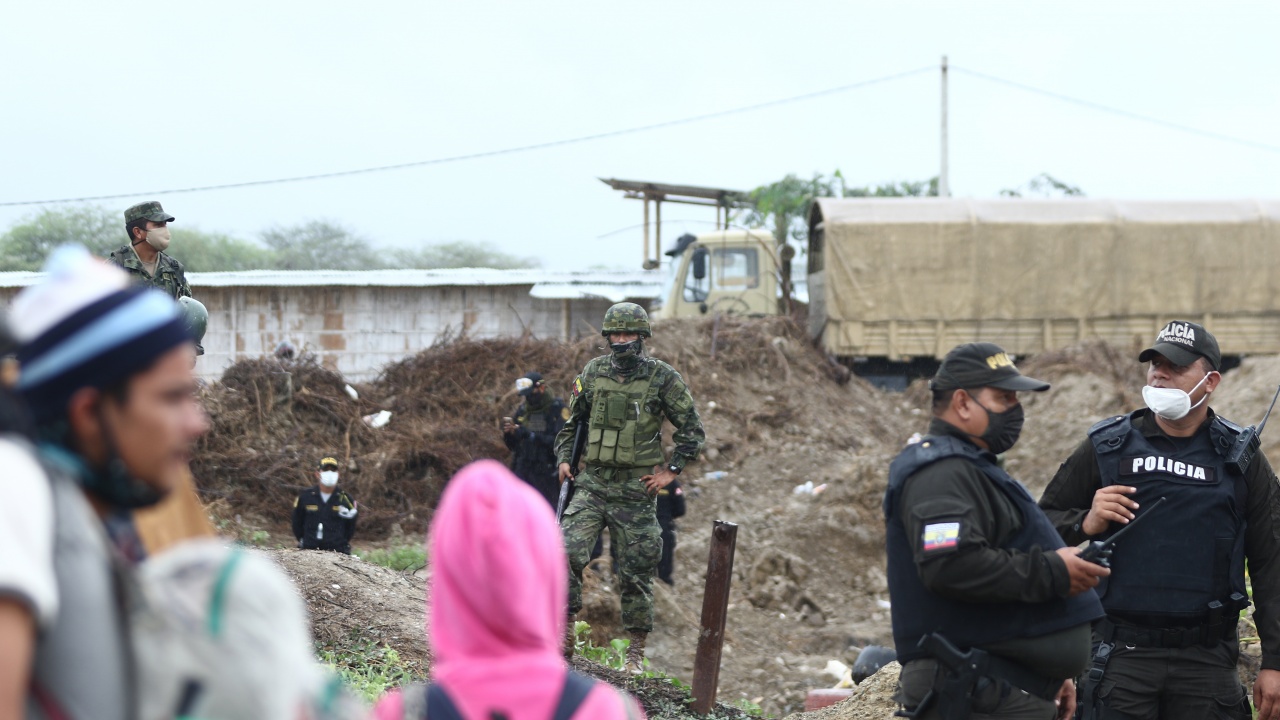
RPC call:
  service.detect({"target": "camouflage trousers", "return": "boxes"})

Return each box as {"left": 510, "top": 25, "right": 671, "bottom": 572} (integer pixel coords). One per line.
{"left": 562, "top": 465, "right": 662, "bottom": 632}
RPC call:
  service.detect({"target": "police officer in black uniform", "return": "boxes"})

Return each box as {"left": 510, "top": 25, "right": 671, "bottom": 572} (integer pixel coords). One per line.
{"left": 886, "top": 342, "right": 1107, "bottom": 720}
{"left": 1039, "top": 321, "right": 1280, "bottom": 720}
{"left": 292, "top": 457, "right": 358, "bottom": 554}
{"left": 655, "top": 478, "right": 686, "bottom": 585}
{"left": 502, "top": 371, "right": 567, "bottom": 508}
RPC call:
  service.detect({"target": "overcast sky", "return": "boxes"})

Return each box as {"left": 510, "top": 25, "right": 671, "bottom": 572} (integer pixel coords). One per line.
{"left": 2, "top": 1, "right": 1276, "bottom": 271}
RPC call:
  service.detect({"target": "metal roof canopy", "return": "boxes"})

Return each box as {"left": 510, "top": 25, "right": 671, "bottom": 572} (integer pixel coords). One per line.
{"left": 600, "top": 178, "right": 750, "bottom": 269}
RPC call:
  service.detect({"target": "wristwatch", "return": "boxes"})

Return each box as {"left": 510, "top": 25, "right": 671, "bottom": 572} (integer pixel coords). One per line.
{"left": 667, "top": 464, "right": 682, "bottom": 475}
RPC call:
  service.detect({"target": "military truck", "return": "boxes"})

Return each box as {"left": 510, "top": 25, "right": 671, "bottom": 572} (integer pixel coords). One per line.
{"left": 655, "top": 197, "right": 1280, "bottom": 385}
{"left": 807, "top": 197, "right": 1280, "bottom": 382}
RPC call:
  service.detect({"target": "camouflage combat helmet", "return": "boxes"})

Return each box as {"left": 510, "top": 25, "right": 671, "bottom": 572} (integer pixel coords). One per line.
{"left": 177, "top": 296, "right": 208, "bottom": 346}
{"left": 601, "top": 302, "right": 651, "bottom": 338}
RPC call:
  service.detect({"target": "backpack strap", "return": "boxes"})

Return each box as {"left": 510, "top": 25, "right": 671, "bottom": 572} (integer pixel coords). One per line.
{"left": 551, "top": 671, "right": 596, "bottom": 720}
{"left": 425, "top": 683, "right": 464, "bottom": 720}
{"left": 408, "top": 673, "right": 597, "bottom": 720}
{"left": 206, "top": 547, "right": 245, "bottom": 638}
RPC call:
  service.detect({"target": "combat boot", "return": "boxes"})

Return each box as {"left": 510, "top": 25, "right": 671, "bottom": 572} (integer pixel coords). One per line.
{"left": 624, "top": 630, "right": 647, "bottom": 672}
{"left": 563, "top": 613, "right": 577, "bottom": 660}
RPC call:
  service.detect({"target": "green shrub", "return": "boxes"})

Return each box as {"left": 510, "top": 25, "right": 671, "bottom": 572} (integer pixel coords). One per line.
{"left": 356, "top": 545, "right": 427, "bottom": 572}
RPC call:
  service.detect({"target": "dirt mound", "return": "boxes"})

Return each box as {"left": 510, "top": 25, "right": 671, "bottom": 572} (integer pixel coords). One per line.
{"left": 269, "top": 548, "right": 430, "bottom": 667}
{"left": 781, "top": 662, "right": 901, "bottom": 720}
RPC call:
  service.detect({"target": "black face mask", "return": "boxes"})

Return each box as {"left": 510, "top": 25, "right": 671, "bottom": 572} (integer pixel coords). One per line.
{"left": 971, "top": 399, "right": 1024, "bottom": 455}
{"left": 610, "top": 339, "right": 643, "bottom": 371}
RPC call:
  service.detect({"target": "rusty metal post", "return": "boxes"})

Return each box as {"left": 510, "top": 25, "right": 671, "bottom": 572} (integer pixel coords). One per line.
{"left": 691, "top": 520, "right": 738, "bottom": 714}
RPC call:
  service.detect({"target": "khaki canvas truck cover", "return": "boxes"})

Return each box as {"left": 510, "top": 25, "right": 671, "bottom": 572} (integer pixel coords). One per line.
{"left": 806, "top": 198, "right": 1280, "bottom": 360}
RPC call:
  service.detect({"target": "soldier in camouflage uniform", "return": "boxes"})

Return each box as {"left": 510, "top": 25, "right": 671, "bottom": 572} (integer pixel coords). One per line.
{"left": 108, "top": 201, "right": 199, "bottom": 353}
{"left": 108, "top": 201, "right": 191, "bottom": 300}
{"left": 555, "top": 302, "right": 704, "bottom": 670}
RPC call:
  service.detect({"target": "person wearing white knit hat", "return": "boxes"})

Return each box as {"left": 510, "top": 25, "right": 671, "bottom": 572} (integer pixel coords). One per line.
{"left": 0, "top": 245, "right": 208, "bottom": 720}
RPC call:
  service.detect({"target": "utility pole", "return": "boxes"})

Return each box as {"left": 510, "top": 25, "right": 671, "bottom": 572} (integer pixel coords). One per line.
{"left": 939, "top": 55, "right": 950, "bottom": 197}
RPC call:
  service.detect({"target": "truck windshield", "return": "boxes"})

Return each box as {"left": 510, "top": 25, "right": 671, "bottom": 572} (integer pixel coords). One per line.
{"left": 711, "top": 248, "right": 759, "bottom": 290}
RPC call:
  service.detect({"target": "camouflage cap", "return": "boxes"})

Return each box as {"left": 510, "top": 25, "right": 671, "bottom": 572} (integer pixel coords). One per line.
{"left": 124, "top": 201, "right": 176, "bottom": 224}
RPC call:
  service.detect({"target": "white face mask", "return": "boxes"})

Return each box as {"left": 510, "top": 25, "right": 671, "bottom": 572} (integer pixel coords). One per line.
{"left": 1142, "top": 373, "right": 1211, "bottom": 421}
{"left": 319, "top": 471, "right": 339, "bottom": 487}
{"left": 145, "top": 227, "right": 171, "bottom": 252}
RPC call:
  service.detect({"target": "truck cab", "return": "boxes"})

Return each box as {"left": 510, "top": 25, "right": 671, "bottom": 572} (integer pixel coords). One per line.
{"left": 651, "top": 229, "right": 781, "bottom": 320}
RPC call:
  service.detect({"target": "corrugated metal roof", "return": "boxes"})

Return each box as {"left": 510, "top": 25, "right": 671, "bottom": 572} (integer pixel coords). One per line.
{"left": 0, "top": 268, "right": 663, "bottom": 290}
{"left": 811, "top": 198, "right": 1280, "bottom": 225}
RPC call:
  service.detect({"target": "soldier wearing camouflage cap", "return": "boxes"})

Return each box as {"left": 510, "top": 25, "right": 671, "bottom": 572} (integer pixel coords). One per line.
{"left": 107, "top": 201, "right": 199, "bottom": 352}
{"left": 554, "top": 302, "right": 705, "bottom": 670}
{"left": 108, "top": 201, "right": 191, "bottom": 300}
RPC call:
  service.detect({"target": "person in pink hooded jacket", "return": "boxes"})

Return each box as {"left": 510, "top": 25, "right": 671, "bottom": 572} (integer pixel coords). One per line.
{"left": 371, "top": 459, "right": 643, "bottom": 720}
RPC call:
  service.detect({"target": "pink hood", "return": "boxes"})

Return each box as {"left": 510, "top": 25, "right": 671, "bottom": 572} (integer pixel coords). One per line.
{"left": 371, "top": 460, "right": 640, "bottom": 720}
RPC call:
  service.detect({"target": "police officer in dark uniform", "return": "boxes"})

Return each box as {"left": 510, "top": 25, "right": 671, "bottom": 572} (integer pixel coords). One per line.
{"left": 1039, "top": 321, "right": 1280, "bottom": 720}
{"left": 501, "top": 372, "right": 567, "bottom": 508}
{"left": 292, "top": 457, "right": 358, "bottom": 554}
{"left": 886, "top": 342, "right": 1107, "bottom": 720}
{"left": 655, "top": 478, "right": 685, "bottom": 585}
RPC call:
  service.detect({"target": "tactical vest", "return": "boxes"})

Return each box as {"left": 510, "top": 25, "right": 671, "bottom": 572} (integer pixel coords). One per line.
{"left": 519, "top": 402, "right": 552, "bottom": 433}
{"left": 1088, "top": 411, "right": 1248, "bottom": 621}
{"left": 29, "top": 442, "right": 133, "bottom": 720}
{"left": 584, "top": 368, "right": 664, "bottom": 469}
{"left": 884, "top": 435, "right": 1104, "bottom": 663}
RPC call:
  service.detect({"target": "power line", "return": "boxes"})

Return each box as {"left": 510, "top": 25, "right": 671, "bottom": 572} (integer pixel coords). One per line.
{"left": 952, "top": 65, "right": 1280, "bottom": 154}
{"left": 1, "top": 66, "right": 935, "bottom": 207}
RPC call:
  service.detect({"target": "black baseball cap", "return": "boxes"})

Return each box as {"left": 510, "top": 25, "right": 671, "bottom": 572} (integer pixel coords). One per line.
{"left": 930, "top": 342, "right": 1051, "bottom": 393}
{"left": 1138, "top": 320, "right": 1221, "bottom": 371}
{"left": 516, "top": 371, "right": 543, "bottom": 396}
{"left": 319, "top": 456, "right": 339, "bottom": 470}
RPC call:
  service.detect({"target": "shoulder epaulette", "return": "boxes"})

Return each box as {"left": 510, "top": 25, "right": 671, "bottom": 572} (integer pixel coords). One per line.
{"left": 1088, "top": 414, "right": 1129, "bottom": 436}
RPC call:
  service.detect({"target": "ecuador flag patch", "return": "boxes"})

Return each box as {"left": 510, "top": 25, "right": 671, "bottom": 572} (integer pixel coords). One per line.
{"left": 922, "top": 522, "right": 960, "bottom": 552}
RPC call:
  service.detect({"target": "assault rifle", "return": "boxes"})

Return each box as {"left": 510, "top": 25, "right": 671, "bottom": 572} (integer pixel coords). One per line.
{"left": 1078, "top": 496, "right": 1167, "bottom": 568}
{"left": 1225, "top": 384, "right": 1280, "bottom": 476}
{"left": 555, "top": 419, "right": 588, "bottom": 523}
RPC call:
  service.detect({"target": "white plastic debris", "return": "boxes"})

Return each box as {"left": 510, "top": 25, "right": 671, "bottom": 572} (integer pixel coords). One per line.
{"left": 906, "top": 432, "right": 923, "bottom": 446}
{"left": 824, "top": 659, "right": 854, "bottom": 688}
{"left": 362, "top": 410, "right": 392, "bottom": 429}
{"left": 876, "top": 599, "right": 892, "bottom": 609}
{"left": 793, "top": 480, "right": 815, "bottom": 495}
{"left": 344, "top": 384, "right": 359, "bottom": 400}
{"left": 704, "top": 471, "right": 728, "bottom": 481}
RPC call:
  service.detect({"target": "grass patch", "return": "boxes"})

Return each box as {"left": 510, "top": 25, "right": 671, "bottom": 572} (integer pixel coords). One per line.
{"left": 356, "top": 545, "right": 427, "bottom": 572}
{"left": 316, "top": 637, "right": 424, "bottom": 703}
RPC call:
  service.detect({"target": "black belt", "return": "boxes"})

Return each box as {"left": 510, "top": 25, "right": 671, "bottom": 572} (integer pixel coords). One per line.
{"left": 975, "top": 655, "right": 1061, "bottom": 702}
{"left": 910, "top": 652, "right": 1061, "bottom": 702}
{"left": 1099, "top": 616, "right": 1237, "bottom": 649}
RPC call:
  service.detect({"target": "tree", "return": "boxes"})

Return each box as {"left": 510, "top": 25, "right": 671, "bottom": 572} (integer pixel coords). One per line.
{"left": 259, "top": 220, "right": 371, "bottom": 271}
{"left": 0, "top": 205, "right": 122, "bottom": 271}
{"left": 176, "top": 229, "right": 277, "bottom": 272}
{"left": 999, "top": 173, "right": 1084, "bottom": 198}
{"left": 739, "top": 171, "right": 939, "bottom": 247}
{"left": 389, "top": 241, "right": 540, "bottom": 269}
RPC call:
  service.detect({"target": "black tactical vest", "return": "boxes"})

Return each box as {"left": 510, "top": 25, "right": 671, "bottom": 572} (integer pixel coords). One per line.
{"left": 884, "top": 435, "right": 1104, "bottom": 663}
{"left": 518, "top": 402, "right": 551, "bottom": 433}
{"left": 1088, "top": 410, "right": 1248, "bottom": 622}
